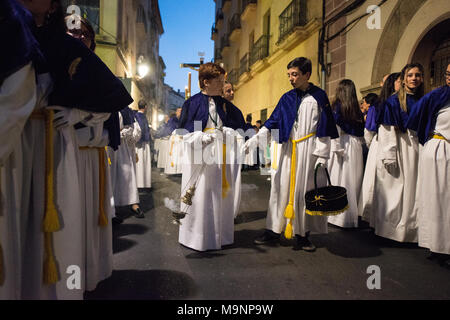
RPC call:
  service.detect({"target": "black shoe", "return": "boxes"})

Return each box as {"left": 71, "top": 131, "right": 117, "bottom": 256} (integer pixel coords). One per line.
{"left": 132, "top": 207, "right": 145, "bottom": 219}
{"left": 254, "top": 230, "right": 280, "bottom": 245}
{"left": 294, "top": 235, "right": 316, "bottom": 252}
{"left": 112, "top": 216, "right": 123, "bottom": 225}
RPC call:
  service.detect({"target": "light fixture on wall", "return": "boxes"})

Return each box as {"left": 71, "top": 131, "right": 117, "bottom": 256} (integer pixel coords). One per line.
{"left": 137, "top": 55, "right": 150, "bottom": 78}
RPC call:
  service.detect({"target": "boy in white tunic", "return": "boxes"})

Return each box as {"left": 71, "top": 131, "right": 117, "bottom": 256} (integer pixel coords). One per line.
{"left": 177, "top": 63, "right": 245, "bottom": 251}
{"left": 245, "top": 57, "right": 338, "bottom": 252}
{"left": 135, "top": 100, "right": 152, "bottom": 188}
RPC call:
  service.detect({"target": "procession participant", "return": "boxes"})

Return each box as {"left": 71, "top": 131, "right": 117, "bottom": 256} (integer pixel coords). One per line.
{"left": 155, "top": 112, "right": 177, "bottom": 170}
{"left": 165, "top": 108, "right": 184, "bottom": 175}
{"left": 359, "top": 73, "right": 400, "bottom": 223}
{"left": 177, "top": 62, "right": 245, "bottom": 252}
{"left": 407, "top": 63, "right": 450, "bottom": 267}
{"left": 65, "top": 14, "right": 116, "bottom": 292}
{"left": 246, "top": 57, "right": 338, "bottom": 252}
{"left": 0, "top": 0, "right": 42, "bottom": 299}
{"left": 135, "top": 100, "right": 152, "bottom": 188}
{"left": 19, "top": 0, "right": 132, "bottom": 299}
{"left": 109, "top": 106, "right": 143, "bottom": 219}
{"left": 223, "top": 81, "right": 244, "bottom": 219}
{"left": 223, "top": 81, "right": 235, "bottom": 102}
{"left": 360, "top": 93, "right": 377, "bottom": 122}
{"left": 372, "top": 63, "right": 424, "bottom": 243}
{"left": 327, "top": 79, "right": 365, "bottom": 228}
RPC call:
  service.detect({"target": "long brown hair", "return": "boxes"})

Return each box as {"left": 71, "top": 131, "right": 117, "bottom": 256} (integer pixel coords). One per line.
{"left": 397, "top": 63, "right": 424, "bottom": 112}
{"left": 332, "top": 79, "right": 363, "bottom": 123}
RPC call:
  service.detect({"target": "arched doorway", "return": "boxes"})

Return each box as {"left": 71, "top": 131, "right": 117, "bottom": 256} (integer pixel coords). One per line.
{"left": 410, "top": 18, "right": 450, "bottom": 92}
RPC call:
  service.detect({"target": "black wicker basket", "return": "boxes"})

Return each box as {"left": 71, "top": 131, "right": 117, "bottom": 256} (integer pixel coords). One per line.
{"left": 305, "top": 164, "right": 348, "bottom": 216}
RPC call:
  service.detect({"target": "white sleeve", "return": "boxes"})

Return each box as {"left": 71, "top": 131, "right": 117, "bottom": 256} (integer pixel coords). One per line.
{"left": 0, "top": 63, "right": 36, "bottom": 164}
{"left": 313, "top": 136, "right": 331, "bottom": 159}
{"left": 82, "top": 112, "right": 111, "bottom": 127}
{"left": 378, "top": 124, "right": 397, "bottom": 161}
{"left": 364, "top": 129, "right": 376, "bottom": 147}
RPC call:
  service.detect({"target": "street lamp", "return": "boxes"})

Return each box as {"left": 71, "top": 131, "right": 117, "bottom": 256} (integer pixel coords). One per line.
{"left": 137, "top": 55, "right": 150, "bottom": 78}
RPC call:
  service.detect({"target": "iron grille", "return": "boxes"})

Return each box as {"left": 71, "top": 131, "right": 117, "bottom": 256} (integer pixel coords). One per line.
{"left": 278, "top": 0, "right": 307, "bottom": 43}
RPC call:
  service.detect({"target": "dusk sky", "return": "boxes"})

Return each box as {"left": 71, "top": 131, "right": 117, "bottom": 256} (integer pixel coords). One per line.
{"left": 159, "top": 0, "right": 215, "bottom": 96}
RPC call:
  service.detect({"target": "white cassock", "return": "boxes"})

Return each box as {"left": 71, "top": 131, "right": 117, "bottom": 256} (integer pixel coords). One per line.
{"left": 372, "top": 125, "right": 419, "bottom": 242}
{"left": 0, "top": 63, "right": 36, "bottom": 299}
{"left": 135, "top": 132, "right": 152, "bottom": 188}
{"left": 265, "top": 141, "right": 282, "bottom": 219}
{"left": 153, "top": 138, "right": 160, "bottom": 163}
{"left": 243, "top": 127, "right": 257, "bottom": 166}
{"left": 157, "top": 137, "right": 170, "bottom": 169}
{"left": 20, "top": 74, "right": 84, "bottom": 299}
{"left": 327, "top": 127, "right": 364, "bottom": 228}
{"left": 417, "top": 103, "right": 450, "bottom": 254}
{"left": 264, "top": 94, "right": 330, "bottom": 237}
{"left": 178, "top": 98, "right": 241, "bottom": 251}
{"left": 358, "top": 129, "right": 379, "bottom": 223}
{"left": 164, "top": 132, "right": 183, "bottom": 175}
{"left": 75, "top": 114, "right": 113, "bottom": 292}
{"left": 108, "top": 114, "right": 141, "bottom": 207}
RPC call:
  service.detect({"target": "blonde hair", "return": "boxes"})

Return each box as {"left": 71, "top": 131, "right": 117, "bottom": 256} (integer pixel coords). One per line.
{"left": 397, "top": 63, "right": 424, "bottom": 112}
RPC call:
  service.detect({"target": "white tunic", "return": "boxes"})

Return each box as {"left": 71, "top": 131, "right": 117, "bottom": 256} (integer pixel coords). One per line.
{"left": 0, "top": 63, "right": 36, "bottom": 299}
{"left": 75, "top": 114, "right": 113, "bottom": 292}
{"left": 372, "top": 124, "right": 419, "bottom": 242}
{"left": 327, "top": 128, "right": 364, "bottom": 228}
{"left": 265, "top": 94, "right": 330, "bottom": 237}
{"left": 178, "top": 98, "right": 241, "bottom": 251}
{"left": 108, "top": 114, "right": 141, "bottom": 206}
{"left": 164, "top": 132, "right": 183, "bottom": 175}
{"left": 416, "top": 103, "right": 450, "bottom": 254}
{"left": 157, "top": 137, "right": 170, "bottom": 169}
{"left": 20, "top": 74, "right": 84, "bottom": 299}
{"left": 358, "top": 130, "right": 379, "bottom": 224}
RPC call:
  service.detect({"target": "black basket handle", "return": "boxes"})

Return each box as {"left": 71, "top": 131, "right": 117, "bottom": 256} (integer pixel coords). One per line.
{"left": 314, "top": 163, "right": 332, "bottom": 193}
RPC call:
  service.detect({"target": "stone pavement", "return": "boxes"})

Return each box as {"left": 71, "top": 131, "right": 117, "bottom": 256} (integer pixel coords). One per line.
{"left": 85, "top": 168, "right": 450, "bottom": 300}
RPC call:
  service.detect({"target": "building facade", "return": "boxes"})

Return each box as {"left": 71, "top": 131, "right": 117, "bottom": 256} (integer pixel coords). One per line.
{"left": 213, "top": 0, "right": 450, "bottom": 120}
{"left": 212, "top": 0, "right": 323, "bottom": 122}
{"left": 324, "top": 0, "right": 450, "bottom": 98}
{"left": 62, "top": 0, "right": 166, "bottom": 128}
{"left": 164, "top": 84, "right": 186, "bottom": 113}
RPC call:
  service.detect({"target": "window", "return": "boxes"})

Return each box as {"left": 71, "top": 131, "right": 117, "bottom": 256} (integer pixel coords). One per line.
{"left": 431, "top": 38, "right": 450, "bottom": 89}
{"left": 62, "top": 0, "right": 100, "bottom": 34}
{"left": 260, "top": 108, "right": 268, "bottom": 123}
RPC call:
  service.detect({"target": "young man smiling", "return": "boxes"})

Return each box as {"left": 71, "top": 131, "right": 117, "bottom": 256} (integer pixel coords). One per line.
{"left": 244, "top": 57, "right": 338, "bottom": 251}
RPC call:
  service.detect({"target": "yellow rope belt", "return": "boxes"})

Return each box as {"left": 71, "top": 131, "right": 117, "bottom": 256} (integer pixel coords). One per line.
{"left": 283, "top": 132, "right": 316, "bottom": 239}
{"left": 433, "top": 134, "right": 448, "bottom": 142}
{"left": 169, "top": 137, "right": 175, "bottom": 167}
{"left": 79, "top": 146, "right": 108, "bottom": 227}
{"left": 203, "top": 128, "right": 230, "bottom": 198}
{"left": 43, "top": 109, "right": 60, "bottom": 285}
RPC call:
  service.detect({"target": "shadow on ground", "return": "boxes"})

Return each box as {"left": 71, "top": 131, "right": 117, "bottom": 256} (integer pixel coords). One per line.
{"left": 84, "top": 269, "right": 198, "bottom": 300}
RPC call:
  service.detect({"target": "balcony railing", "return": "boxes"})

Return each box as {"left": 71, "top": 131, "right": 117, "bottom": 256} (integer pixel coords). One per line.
{"left": 229, "top": 13, "right": 241, "bottom": 34}
{"left": 278, "top": 0, "right": 307, "bottom": 43}
{"left": 211, "top": 23, "right": 218, "bottom": 39}
{"left": 241, "top": 0, "right": 257, "bottom": 15}
{"left": 216, "top": 9, "right": 224, "bottom": 22}
{"left": 239, "top": 53, "right": 249, "bottom": 77}
{"left": 227, "top": 69, "right": 239, "bottom": 85}
{"left": 250, "top": 35, "right": 269, "bottom": 66}
{"left": 221, "top": 35, "right": 230, "bottom": 49}
{"left": 215, "top": 47, "right": 223, "bottom": 61}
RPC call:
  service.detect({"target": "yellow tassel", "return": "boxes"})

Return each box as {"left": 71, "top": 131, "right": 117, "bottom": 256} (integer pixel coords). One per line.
{"left": 284, "top": 203, "right": 295, "bottom": 220}
{"left": 0, "top": 243, "right": 4, "bottom": 286}
{"left": 284, "top": 221, "right": 293, "bottom": 240}
{"left": 222, "top": 143, "right": 230, "bottom": 198}
{"left": 98, "top": 149, "right": 108, "bottom": 227}
{"left": 43, "top": 233, "right": 59, "bottom": 285}
{"left": 105, "top": 147, "right": 111, "bottom": 165}
{"left": 43, "top": 110, "right": 60, "bottom": 233}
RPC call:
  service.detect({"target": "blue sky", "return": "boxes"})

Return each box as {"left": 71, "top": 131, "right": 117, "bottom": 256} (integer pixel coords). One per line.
{"left": 159, "top": 0, "right": 215, "bottom": 95}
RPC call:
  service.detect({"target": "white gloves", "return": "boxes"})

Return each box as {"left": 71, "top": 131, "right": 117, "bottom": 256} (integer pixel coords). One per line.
{"left": 201, "top": 133, "right": 215, "bottom": 146}
{"left": 383, "top": 158, "right": 397, "bottom": 174}
{"left": 243, "top": 135, "right": 258, "bottom": 154}
{"left": 48, "top": 106, "right": 91, "bottom": 130}
{"left": 243, "top": 126, "right": 269, "bottom": 154}
{"left": 315, "top": 157, "right": 328, "bottom": 169}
